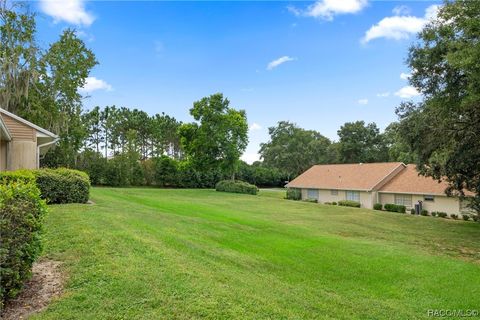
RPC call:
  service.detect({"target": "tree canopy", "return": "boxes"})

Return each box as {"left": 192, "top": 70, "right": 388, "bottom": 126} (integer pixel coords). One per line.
{"left": 179, "top": 93, "right": 249, "bottom": 179}
{"left": 337, "top": 121, "right": 388, "bottom": 164}
{"left": 396, "top": 0, "right": 480, "bottom": 209}
{"left": 259, "top": 121, "right": 334, "bottom": 178}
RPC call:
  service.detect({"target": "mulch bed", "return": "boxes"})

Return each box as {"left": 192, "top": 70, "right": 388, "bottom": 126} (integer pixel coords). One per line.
{"left": 1, "top": 260, "right": 64, "bottom": 320}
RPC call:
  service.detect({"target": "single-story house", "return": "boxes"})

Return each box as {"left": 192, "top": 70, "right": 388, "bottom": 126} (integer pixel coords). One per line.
{"left": 286, "top": 162, "right": 471, "bottom": 214}
{"left": 0, "top": 108, "right": 58, "bottom": 171}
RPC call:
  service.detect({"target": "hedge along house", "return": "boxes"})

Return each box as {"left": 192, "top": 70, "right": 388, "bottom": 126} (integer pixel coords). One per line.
{"left": 0, "top": 108, "right": 58, "bottom": 171}
{"left": 286, "top": 162, "right": 471, "bottom": 214}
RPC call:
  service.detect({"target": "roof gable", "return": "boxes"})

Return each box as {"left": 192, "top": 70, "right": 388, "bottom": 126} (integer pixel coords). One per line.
{"left": 287, "top": 162, "right": 405, "bottom": 191}
{"left": 0, "top": 108, "right": 58, "bottom": 139}
{"left": 378, "top": 164, "right": 473, "bottom": 196}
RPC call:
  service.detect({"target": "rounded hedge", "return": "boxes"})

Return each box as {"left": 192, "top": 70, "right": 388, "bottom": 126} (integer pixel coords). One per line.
{"left": 215, "top": 180, "right": 258, "bottom": 195}
{"left": 33, "top": 168, "right": 90, "bottom": 204}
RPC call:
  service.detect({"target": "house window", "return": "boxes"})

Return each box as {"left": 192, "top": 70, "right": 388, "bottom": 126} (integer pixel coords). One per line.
{"left": 395, "top": 194, "right": 412, "bottom": 207}
{"left": 346, "top": 191, "right": 360, "bottom": 202}
{"left": 331, "top": 190, "right": 338, "bottom": 196}
{"left": 424, "top": 195, "right": 435, "bottom": 202}
{"left": 307, "top": 189, "right": 318, "bottom": 200}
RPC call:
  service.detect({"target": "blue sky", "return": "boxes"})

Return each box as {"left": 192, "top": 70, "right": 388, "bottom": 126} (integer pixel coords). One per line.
{"left": 35, "top": 0, "right": 439, "bottom": 163}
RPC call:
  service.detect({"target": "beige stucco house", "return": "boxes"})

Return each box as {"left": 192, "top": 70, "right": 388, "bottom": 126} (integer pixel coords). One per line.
{"left": 286, "top": 162, "right": 472, "bottom": 215}
{"left": 0, "top": 108, "right": 58, "bottom": 171}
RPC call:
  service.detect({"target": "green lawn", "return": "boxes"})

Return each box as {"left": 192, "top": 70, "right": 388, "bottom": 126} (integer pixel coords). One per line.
{"left": 34, "top": 188, "right": 480, "bottom": 319}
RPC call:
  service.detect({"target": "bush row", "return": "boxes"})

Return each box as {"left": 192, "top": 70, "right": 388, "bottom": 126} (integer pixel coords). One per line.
{"left": 215, "top": 180, "right": 258, "bottom": 195}
{"left": 0, "top": 180, "right": 47, "bottom": 311}
{"left": 383, "top": 203, "right": 407, "bottom": 213}
{"left": 0, "top": 168, "right": 90, "bottom": 204}
{"left": 338, "top": 200, "right": 361, "bottom": 208}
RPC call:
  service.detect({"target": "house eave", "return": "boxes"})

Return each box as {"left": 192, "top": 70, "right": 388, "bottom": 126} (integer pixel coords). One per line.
{"left": 0, "top": 108, "right": 58, "bottom": 139}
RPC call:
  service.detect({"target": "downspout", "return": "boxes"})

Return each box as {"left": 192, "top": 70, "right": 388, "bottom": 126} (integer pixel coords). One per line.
{"left": 6, "top": 141, "right": 11, "bottom": 170}
{"left": 37, "top": 138, "right": 59, "bottom": 168}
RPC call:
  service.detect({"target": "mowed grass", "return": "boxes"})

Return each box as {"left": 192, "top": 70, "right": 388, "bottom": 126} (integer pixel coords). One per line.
{"left": 34, "top": 188, "right": 480, "bottom": 319}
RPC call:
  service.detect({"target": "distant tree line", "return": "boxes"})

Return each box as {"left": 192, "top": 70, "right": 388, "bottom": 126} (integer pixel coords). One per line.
{"left": 259, "top": 120, "right": 415, "bottom": 179}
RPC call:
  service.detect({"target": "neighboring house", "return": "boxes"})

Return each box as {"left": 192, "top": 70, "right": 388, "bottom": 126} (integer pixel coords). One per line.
{"left": 0, "top": 108, "right": 58, "bottom": 171}
{"left": 286, "top": 162, "right": 471, "bottom": 214}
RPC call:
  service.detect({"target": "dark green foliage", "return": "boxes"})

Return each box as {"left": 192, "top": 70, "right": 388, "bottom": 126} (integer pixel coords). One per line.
{"left": 303, "top": 199, "right": 318, "bottom": 203}
{"left": 431, "top": 211, "right": 437, "bottom": 217}
{"left": 215, "top": 180, "right": 258, "bottom": 195}
{"left": 338, "top": 200, "right": 361, "bottom": 208}
{"left": 236, "top": 161, "right": 287, "bottom": 188}
{"left": 384, "top": 204, "right": 406, "bottom": 213}
{"left": 373, "top": 203, "right": 383, "bottom": 210}
{"left": 337, "top": 121, "right": 388, "bottom": 163}
{"left": 75, "top": 150, "right": 108, "bottom": 185}
{"left": 462, "top": 214, "right": 470, "bottom": 221}
{"left": 153, "top": 156, "right": 179, "bottom": 187}
{"left": 450, "top": 214, "right": 458, "bottom": 220}
{"left": 259, "top": 121, "right": 335, "bottom": 178}
{"left": 410, "top": 208, "right": 416, "bottom": 215}
{"left": 0, "top": 180, "right": 47, "bottom": 310}
{"left": 437, "top": 212, "right": 448, "bottom": 218}
{"left": 472, "top": 215, "right": 479, "bottom": 222}
{"left": 285, "top": 188, "right": 301, "bottom": 200}
{"left": 396, "top": 1, "right": 480, "bottom": 213}
{"left": 33, "top": 168, "right": 90, "bottom": 204}
{"left": 332, "top": 202, "right": 337, "bottom": 205}
{"left": 420, "top": 209, "right": 429, "bottom": 216}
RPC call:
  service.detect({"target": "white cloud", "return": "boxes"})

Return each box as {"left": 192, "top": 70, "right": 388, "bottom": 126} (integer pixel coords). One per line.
{"left": 392, "top": 5, "right": 410, "bottom": 16}
{"left": 40, "top": 0, "right": 95, "bottom": 26}
{"left": 357, "top": 98, "right": 368, "bottom": 105}
{"left": 376, "top": 92, "right": 390, "bottom": 97}
{"left": 267, "top": 56, "right": 296, "bottom": 70}
{"left": 394, "top": 85, "right": 420, "bottom": 98}
{"left": 249, "top": 123, "right": 262, "bottom": 132}
{"left": 288, "top": 0, "right": 367, "bottom": 21}
{"left": 241, "top": 153, "right": 260, "bottom": 164}
{"left": 79, "top": 77, "right": 112, "bottom": 93}
{"left": 400, "top": 72, "right": 411, "bottom": 80}
{"left": 361, "top": 4, "right": 440, "bottom": 44}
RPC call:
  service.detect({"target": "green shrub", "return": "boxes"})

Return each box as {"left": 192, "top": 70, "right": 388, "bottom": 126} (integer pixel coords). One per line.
{"left": 462, "top": 214, "right": 470, "bottom": 221}
{"left": 285, "top": 188, "right": 301, "bottom": 200}
{"left": 215, "top": 180, "right": 258, "bottom": 195}
{"left": 338, "top": 200, "right": 361, "bottom": 208}
{"left": 303, "top": 199, "right": 318, "bottom": 203}
{"left": 437, "top": 212, "right": 448, "bottom": 218}
{"left": 33, "top": 168, "right": 90, "bottom": 204}
{"left": 0, "top": 170, "right": 35, "bottom": 184}
{"left": 431, "top": 211, "right": 437, "bottom": 217}
{"left": 324, "top": 202, "right": 331, "bottom": 205}
{"left": 0, "top": 181, "right": 47, "bottom": 310}
{"left": 410, "top": 208, "right": 416, "bottom": 215}
{"left": 472, "top": 215, "right": 479, "bottom": 222}
{"left": 373, "top": 203, "right": 383, "bottom": 210}
{"left": 332, "top": 202, "right": 337, "bottom": 205}
{"left": 420, "top": 209, "right": 428, "bottom": 216}
{"left": 384, "top": 204, "right": 406, "bottom": 213}
{"left": 450, "top": 214, "right": 458, "bottom": 220}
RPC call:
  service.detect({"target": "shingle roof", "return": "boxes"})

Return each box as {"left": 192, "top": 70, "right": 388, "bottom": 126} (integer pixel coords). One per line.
{"left": 287, "top": 162, "right": 405, "bottom": 191}
{"left": 378, "top": 164, "right": 473, "bottom": 196}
